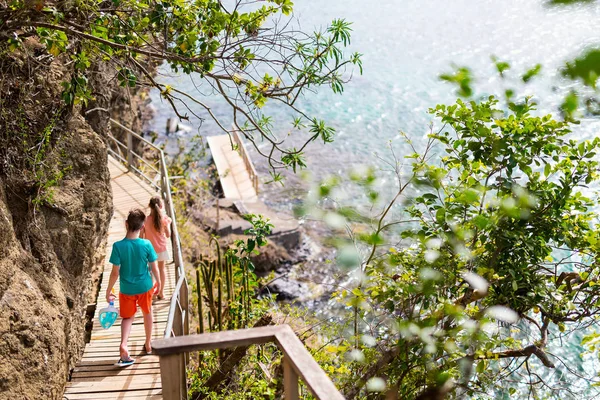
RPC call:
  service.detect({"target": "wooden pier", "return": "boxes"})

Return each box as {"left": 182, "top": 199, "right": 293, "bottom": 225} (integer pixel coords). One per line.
{"left": 206, "top": 131, "right": 258, "bottom": 201}
{"left": 205, "top": 131, "right": 300, "bottom": 246}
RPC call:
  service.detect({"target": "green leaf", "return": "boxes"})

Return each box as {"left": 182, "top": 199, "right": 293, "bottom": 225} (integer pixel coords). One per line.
{"left": 247, "top": 239, "right": 255, "bottom": 253}
{"left": 561, "top": 91, "right": 579, "bottom": 119}
{"left": 491, "top": 55, "right": 510, "bottom": 78}
{"left": 359, "top": 232, "right": 385, "bottom": 246}
{"left": 472, "top": 215, "right": 490, "bottom": 229}
{"left": 522, "top": 64, "right": 542, "bottom": 83}
{"left": 476, "top": 360, "right": 485, "bottom": 374}
{"left": 440, "top": 66, "right": 473, "bottom": 97}
{"left": 435, "top": 208, "right": 446, "bottom": 223}
{"left": 563, "top": 49, "right": 600, "bottom": 89}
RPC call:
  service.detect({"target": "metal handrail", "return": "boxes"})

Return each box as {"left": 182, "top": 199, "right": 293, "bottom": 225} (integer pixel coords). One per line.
{"left": 107, "top": 119, "right": 189, "bottom": 345}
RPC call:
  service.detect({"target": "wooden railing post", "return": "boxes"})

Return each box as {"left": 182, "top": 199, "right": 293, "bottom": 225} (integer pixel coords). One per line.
{"left": 126, "top": 129, "right": 133, "bottom": 170}
{"left": 159, "top": 353, "right": 187, "bottom": 400}
{"left": 283, "top": 356, "right": 300, "bottom": 400}
{"left": 174, "top": 303, "right": 183, "bottom": 337}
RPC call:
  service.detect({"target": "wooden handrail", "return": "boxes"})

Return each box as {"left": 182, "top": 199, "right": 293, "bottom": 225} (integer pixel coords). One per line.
{"left": 153, "top": 325, "right": 345, "bottom": 400}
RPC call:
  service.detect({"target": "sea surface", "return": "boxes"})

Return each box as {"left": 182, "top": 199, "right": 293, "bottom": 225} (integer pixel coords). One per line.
{"left": 150, "top": 0, "right": 600, "bottom": 207}
{"left": 147, "top": 0, "right": 600, "bottom": 397}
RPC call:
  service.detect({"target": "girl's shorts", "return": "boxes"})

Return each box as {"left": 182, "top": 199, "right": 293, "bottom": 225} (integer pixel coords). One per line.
{"left": 156, "top": 250, "right": 170, "bottom": 262}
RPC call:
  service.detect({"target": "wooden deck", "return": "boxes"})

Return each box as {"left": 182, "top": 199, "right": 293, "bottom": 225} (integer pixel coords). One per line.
{"left": 63, "top": 156, "right": 175, "bottom": 400}
{"left": 206, "top": 134, "right": 258, "bottom": 201}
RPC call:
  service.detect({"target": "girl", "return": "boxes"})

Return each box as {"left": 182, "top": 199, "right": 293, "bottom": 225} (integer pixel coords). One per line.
{"left": 141, "top": 196, "right": 172, "bottom": 300}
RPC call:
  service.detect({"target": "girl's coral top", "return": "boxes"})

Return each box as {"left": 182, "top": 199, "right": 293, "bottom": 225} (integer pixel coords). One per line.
{"left": 143, "top": 215, "right": 171, "bottom": 253}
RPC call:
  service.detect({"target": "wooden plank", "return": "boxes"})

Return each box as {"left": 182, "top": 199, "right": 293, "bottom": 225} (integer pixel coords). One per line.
{"left": 91, "top": 317, "right": 168, "bottom": 328}
{"left": 80, "top": 355, "right": 160, "bottom": 363}
{"left": 90, "top": 312, "right": 168, "bottom": 324}
{"left": 90, "top": 324, "right": 164, "bottom": 334}
{"left": 88, "top": 337, "right": 163, "bottom": 345}
{"left": 90, "top": 327, "right": 164, "bottom": 336}
{"left": 89, "top": 334, "right": 164, "bottom": 343}
{"left": 91, "top": 327, "right": 164, "bottom": 335}
{"left": 64, "top": 390, "right": 162, "bottom": 399}
{"left": 65, "top": 381, "right": 161, "bottom": 394}
{"left": 71, "top": 368, "right": 162, "bottom": 379}
{"left": 67, "top": 374, "right": 160, "bottom": 389}
{"left": 80, "top": 345, "right": 162, "bottom": 357}
{"left": 84, "top": 345, "right": 153, "bottom": 354}
{"left": 90, "top": 311, "right": 172, "bottom": 321}
{"left": 76, "top": 357, "right": 161, "bottom": 369}
{"left": 66, "top": 374, "right": 161, "bottom": 387}
{"left": 74, "top": 362, "right": 161, "bottom": 372}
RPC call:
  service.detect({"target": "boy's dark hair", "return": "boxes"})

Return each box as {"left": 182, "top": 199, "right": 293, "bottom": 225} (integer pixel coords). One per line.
{"left": 126, "top": 208, "right": 146, "bottom": 231}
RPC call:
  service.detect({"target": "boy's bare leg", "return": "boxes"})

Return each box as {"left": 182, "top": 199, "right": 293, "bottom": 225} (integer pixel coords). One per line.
{"left": 158, "top": 261, "right": 166, "bottom": 298}
{"left": 120, "top": 317, "right": 134, "bottom": 359}
{"left": 143, "top": 310, "right": 153, "bottom": 352}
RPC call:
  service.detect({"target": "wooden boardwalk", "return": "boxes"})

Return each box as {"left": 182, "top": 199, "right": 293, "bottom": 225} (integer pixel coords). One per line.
{"left": 63, "top": 156, "right": 175, "bottom": 399}
{"left": 206, "top": 134, "right": 258, "bottom": 201}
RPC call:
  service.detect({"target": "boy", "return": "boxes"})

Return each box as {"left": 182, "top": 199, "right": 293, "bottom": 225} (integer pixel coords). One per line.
{"left": 105, "top": 208, "right": 161, "bottom": 366}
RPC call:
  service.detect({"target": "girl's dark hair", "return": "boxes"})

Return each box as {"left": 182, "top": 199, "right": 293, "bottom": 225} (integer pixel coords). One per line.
{"left": 149, "top": 196, "right": 163, "bottom": 233}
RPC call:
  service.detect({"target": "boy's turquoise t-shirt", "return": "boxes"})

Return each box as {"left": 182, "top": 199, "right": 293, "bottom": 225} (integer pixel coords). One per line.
{"left": 109, "top": 238, "right": 158, "bottom": 295}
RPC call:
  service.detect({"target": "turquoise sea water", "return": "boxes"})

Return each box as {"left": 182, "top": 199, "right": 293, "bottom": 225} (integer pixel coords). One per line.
{"left": 148, "top": 0, "right": 600, "bottom": 397}
{"left": 150, "top": 0, "right": 600, "bottom": 205}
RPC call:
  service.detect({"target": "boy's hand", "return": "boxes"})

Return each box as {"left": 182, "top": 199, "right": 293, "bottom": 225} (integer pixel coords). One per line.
{"left": 106, "top": 291, "right": 116, "bottom": 303}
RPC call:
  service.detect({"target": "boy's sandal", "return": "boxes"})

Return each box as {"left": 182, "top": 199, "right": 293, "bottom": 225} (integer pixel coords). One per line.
{"left": 116, "top": 357, "right": 135, "bottom": 367}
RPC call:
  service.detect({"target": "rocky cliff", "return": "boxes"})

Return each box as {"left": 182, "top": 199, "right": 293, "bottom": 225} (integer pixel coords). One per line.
{"left": 0, "top": 39, "right": 150, "bottom": 399}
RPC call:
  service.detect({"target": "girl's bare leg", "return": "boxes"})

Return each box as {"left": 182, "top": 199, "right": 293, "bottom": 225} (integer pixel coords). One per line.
{"left": 158, "top": 260, "right": 166, "bottom": 298}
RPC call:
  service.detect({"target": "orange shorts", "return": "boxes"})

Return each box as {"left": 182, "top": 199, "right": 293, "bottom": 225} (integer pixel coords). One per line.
{"left": 119, "top": 288, "right": 153, "bottom": 318}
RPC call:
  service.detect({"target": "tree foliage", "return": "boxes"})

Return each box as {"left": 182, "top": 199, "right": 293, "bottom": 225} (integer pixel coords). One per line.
{"left": 302, "top": 94, "right": 600, "bottom": 398}
{"left": 1, "top": 0, "right": 361, "bottom": 176}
